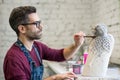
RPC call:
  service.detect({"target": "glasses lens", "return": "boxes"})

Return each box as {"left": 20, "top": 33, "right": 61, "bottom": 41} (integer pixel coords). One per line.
{"left": 35, "top": 21, "right": 41, "bottom": 27}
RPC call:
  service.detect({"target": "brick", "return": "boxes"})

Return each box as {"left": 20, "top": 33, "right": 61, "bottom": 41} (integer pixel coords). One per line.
{"left": 0, "top": 0, "right": 2, "bottom": 4}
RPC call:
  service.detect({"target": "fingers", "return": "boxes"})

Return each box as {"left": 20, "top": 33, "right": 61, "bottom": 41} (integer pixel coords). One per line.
{"left": 66, "top": 72, "right": 76, "bottom": 76}
{"left": 55, "top": 72, "right": 77, "bottom": 80}
{"left": 74, "top": 31, "right": 85, "bottom": 46}
{"left": 65, "top": 72, "right": 77, "bottom": 78}
{"left": 74, "top": 31, "right": 86, "bottom": 37}
{"left": 74, "top": 32, "right": 85, "bottom": 40}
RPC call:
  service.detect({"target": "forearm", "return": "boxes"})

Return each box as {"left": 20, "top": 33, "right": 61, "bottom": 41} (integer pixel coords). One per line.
{"left": 63, "top": 31, "right": 85, "bottom": 60}
{"left": 44, "top": 72, "right": 76, "bottom": 80}
{"left": 63, "top": 43, "right": 81, "bottom": 60}
{"left": 44, "top": 75, "right": 56, "bottom": 80}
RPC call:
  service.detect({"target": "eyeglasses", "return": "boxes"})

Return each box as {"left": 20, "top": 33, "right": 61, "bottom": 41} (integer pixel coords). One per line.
{"left": 21, "top": 21, "right": 41, "bottom": 28}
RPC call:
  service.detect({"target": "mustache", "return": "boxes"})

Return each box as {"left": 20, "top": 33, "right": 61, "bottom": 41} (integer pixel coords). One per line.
{"left": 37, "top": 29, "right": 42, "bottom": 33}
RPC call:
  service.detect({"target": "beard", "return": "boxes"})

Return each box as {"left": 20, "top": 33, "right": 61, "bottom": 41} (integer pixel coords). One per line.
{"left": 26, "top": 31, "right": 42, "bottom": 41}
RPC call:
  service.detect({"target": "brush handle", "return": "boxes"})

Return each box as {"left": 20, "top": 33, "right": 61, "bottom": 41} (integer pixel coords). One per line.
{"left": 84, "top": 36, "right": 96, "bottom": 38}
{"left": 74, "top": 35, "right": 96, "bottom": 38}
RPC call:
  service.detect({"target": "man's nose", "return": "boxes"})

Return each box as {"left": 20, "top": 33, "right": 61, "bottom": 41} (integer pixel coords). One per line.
{"left": 38, "top": 24, "right": 43, "bottom": 30}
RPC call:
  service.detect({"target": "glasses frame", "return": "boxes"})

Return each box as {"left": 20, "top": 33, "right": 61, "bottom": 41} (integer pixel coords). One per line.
{"left": 21, "top": 20, "right": 41, "bottom": 28}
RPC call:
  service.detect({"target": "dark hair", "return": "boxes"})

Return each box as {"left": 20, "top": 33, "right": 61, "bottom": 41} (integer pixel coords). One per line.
{"left": 9, "top": 6, "right": 36, "bottom": 36}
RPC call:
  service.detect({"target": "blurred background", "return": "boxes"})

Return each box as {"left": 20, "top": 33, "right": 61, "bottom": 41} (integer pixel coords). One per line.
{"left": 0, "top": 0, "right": 120, "bottom": 79}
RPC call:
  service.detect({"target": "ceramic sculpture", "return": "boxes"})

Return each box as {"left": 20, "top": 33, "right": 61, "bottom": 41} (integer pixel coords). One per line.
{"left": 82, "top": 24, "right": 114, "bottom": 77}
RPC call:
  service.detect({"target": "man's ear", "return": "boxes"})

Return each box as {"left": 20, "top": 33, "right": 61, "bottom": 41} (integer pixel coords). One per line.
{"left": 18, "top": 25, "right": 26, "bottom": 33}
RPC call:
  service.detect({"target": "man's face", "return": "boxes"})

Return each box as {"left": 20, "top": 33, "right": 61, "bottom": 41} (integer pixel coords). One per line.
{"left": 24, "top": 13, "right": 43, "bottom": 40}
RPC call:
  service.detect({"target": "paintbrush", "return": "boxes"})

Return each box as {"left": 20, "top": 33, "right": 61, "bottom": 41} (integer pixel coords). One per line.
{"left": 84, "top": 36, "right": 96, "bottom": 38}
{"left": 75, "top": 35, "right": 96, "bottom": 38}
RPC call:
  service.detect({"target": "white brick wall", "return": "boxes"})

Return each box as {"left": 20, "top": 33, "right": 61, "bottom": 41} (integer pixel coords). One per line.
{"left": 0, "top": 0, "right": 120, "bottom": 79}
{"left": 0, "top": 0, "right": 2, "bottom": 4}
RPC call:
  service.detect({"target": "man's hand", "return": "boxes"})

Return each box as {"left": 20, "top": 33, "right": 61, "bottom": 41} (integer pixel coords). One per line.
{"left": 74, "top": 31, "right": 85, "bottom": 47}
{"left": 54, "top": 72, "right": 77, "bottom": 80}
{"left": 63, "top": 31, "right": 85, "bottom": 60}
{"left": 44, "top": 72, "right": 77, "bottom": 80}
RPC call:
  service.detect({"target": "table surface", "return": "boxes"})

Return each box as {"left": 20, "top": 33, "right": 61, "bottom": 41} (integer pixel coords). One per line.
{"left": 46, "top": 61, "right": 120, "bottom": 80}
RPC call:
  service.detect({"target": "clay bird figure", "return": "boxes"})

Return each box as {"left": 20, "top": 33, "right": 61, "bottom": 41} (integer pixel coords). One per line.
{"left": 82, "top": 24, "right": 114, "bottom": 77}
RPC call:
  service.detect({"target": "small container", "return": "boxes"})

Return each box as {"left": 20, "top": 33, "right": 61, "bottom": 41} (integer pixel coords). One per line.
{"left": 73, "top": 64, "right": 82, "bottom": 74}
{"left": 83, "top": 52, "right": 88, "bottom": 64}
